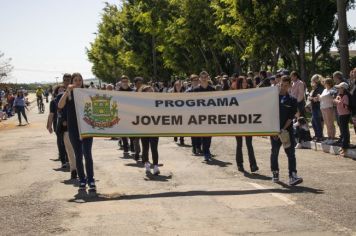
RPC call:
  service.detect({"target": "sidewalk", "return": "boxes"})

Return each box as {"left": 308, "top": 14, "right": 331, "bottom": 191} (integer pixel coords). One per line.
{"left": 302, "top": 124, "right": 356, "bottom": 160}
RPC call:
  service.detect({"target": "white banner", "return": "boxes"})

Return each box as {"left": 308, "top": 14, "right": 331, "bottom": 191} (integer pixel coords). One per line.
{"left": 73, "top": 87, "right": 280, "bottom": 138}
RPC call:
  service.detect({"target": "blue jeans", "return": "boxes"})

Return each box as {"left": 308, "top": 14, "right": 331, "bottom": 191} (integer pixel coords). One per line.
{"left": 15, "top": 106, "right": 28, "bottom": 124}
{"left": 69, "top": 131, "right": 94, "bottom": 182}
{"left": 270, "top": 130, "right": 297, "bottom": 177}
{"left": 312, "top": 108, "right": 323, "bottom": 138}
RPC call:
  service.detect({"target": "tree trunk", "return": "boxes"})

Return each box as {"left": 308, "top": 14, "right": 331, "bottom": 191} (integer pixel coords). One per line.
{"left": 311, "top": 36, "right": 316, "bottom": 76}
{"left": 299, "top": 30, "right": 307, "bottom": 81}
{"left": 337, "top": 0, "right": 350, "bottom": 78}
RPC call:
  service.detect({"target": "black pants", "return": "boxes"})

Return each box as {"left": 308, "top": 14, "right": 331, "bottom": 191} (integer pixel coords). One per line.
{"left": 15, "top": 106, "right": 28, "bottom": 124}
{"left": 69, "top": 130, "right": 94, "bottom": 182}
{"left": 56, "top": 131, "right": 67, "bottom": 164}
{"left": 270, "top": 130, "right": 297, "bottom": 177}
{"left": 122, "top": 137, "right": 134, "bottom": 152}
{"left": 235, "top": 136, "right": 257, "bottom": 168}
{"left": 192, "top": 137, "right": 202, "bottom": 150}
{"left": 339, "top": 114, "right": 350, "bottom": 148}
{"left": 202, "top": 137, "right": 212, "bottom": 158}
{"left": 141, "top": 137, "right": 159, "bottom": 165}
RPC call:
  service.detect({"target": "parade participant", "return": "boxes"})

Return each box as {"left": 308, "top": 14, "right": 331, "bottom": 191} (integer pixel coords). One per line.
{"left": 186, "top": 74, "right": 202, "bottom": 155}
{"left": 139, "top": 85, "right": 161, "bottom": 175}
{"left": 58, "top": 73, "right": 95, "bottom": 190}
{"left": 172, "top": 80, "right": 185, "bottom": 145}
{"left": 193, "top": 71, "right": 215, "bottom": 162}
{"left": 233, "top": 76, "right": 259, "bottom": 172}
{"left": 13, "top": 90, "right": 29, "bottom": 126}
{"left": 119, "top": 75, "right": 135, "bottom": 157}
{"left": 35, "top": 85, "right": 44, "bottom": 112}
{"left": 270, "top": 75, "right": 303, "bottom": 186}
{"left": 47, "top": 85, "right": 68, "bottom": 169}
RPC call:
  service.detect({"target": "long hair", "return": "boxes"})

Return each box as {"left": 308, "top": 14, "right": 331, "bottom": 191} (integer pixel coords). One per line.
{"left": 71, "top": 73, "right": 84, "bottom": 88}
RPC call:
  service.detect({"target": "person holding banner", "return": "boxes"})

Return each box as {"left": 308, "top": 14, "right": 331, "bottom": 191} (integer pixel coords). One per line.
{"left": 270, "top": 75, "right": 303, "bottom": 186}
{"left": 193, "top": 71, "right": 215, "bottom": 162}
{"left": 119, "top": 75, "right": 136, "bottom": 157}
{"left": 139, "top": 85, "right": 161, "bottom": 175}
{"left": 58, "top": 73, "right": 96, "bottom": 190}
{"left": 233, "top": 76, "right": 259, "bottom": 172}
{"left": 186, "top": 74, "right": 203, "bottom": 155}
{"left": 172, "top": 80, "right": 185, "bottom": 146}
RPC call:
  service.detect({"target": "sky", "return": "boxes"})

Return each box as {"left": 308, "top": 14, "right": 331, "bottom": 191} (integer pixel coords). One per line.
{"left": 0, "top": 1, "right": 355, "bottom": 84}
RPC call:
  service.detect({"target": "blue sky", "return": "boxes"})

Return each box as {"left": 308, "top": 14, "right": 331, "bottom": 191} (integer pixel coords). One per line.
{"left": 0, "top": 1, "right": 355, "bottom": 84}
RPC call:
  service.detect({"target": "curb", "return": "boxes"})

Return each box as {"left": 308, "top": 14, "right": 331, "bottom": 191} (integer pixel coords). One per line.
{"left": 301, "top": 141, "right": 356, "bottom": 160}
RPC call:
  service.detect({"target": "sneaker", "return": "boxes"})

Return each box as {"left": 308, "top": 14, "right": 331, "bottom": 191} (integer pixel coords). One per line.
{"left": 289, "top": 172, "right": 303, "bottom": 186}
{"left": 71, "top": 170, "right": 77, "bottom": 179}
{"left": 295, "top": 143, "right": 303, "bottom": 149}
{"left": 250, "top": 165, "right": 259, "bottom": 173}
{"left": 79, "top": 181, "right": 86, "bottom": 190}
{"left": 153, "top": 165, "right": 160, "bottom": 175}
{"left": 272, "top": 171, "right": 279, "bottom": 183}
{"left": 196, "top": 148, "right": 203, "bottom": 155}
{"left": 88, "top": 180, "right": 96, "bottom": 190}
{"left": 61, "top": 163, "right": 68, "bottom": 169}
{"left": 192, "top": 147, "right": 197, "bottom": 155}
{"left": 145, "top": 162, "right": 151, "bottom": 174}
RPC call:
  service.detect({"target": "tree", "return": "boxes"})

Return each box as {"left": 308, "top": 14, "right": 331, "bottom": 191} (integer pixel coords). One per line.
{"left": 0, "top": 51, "right": 13, "bottom": 82}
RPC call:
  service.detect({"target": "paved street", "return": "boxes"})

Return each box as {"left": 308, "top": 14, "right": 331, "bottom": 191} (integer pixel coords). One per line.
{"left": 1, "top": 101, "right": 356, "bottom": 236}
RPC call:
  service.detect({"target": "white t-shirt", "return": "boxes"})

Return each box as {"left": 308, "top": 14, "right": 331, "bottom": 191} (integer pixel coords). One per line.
{"left": 319, "top": 88, "right": 334, "bottom": 109}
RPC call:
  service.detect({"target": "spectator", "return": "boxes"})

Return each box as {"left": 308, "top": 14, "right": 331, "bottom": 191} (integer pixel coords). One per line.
{"left": 290, "top": 71, "right": 306, "bottom": 117}
{"left": 308, "top": 74, "right": 324, "bottom": 141}
{"left": 319, "top": 77, "right": 336, "bottom": 144}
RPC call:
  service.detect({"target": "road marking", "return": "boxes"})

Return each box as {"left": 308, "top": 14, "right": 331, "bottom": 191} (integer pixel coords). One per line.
{"left": 248, "top": 182, "right": 295, "bottom": 205}
{"left": 327, "top": 170, "right": 355, "bottom": 174}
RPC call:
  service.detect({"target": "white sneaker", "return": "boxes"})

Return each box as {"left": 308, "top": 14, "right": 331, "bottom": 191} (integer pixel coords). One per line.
{"left": 145, "top": 162, "right": 151, "bottom": 174}
{"left": 295, "top": 143, "right": 303, "bottom": 149}
{"left": 153, "top": 165, "right": 160, "bottom": 175}
{"left": 326, "top": 139, "right": 334, "bottom": 145}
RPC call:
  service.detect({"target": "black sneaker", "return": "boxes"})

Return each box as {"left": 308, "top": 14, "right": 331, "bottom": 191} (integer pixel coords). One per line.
{"left": 79, "top": 181, "right": 86, "bottom": 190}
{"left": 272, "top": 171, "right": 279, "bottom": 183}
{"left": 88, "top": 180, "right": 96, "bottom": 190}
{"left": 71, "top": 170, "right": 77, "bottom": 179}
{"left": 237, "top": 165, "right": 245, "bottom": 172}
{"left": 192, "top": 147, "right": 197, "bottom": 155}
{"left": 289, "top": 172, "right": 303, "bottom": 186}
{"left": 250, "top": 165, "right": 259, "bottom": 173}
{"left": 61, "top": 163, "right": 68, "bottom": 169}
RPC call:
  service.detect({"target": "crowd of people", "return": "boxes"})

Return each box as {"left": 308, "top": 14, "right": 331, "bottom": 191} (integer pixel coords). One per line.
{"left": 45, "top": 67, "right": 356, "bottom": 191}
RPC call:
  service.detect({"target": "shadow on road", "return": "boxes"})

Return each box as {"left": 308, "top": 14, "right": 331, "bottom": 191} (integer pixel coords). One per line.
{"left": 204, "top": 158, "right": 232, "bottom": 167}
{"left": 243, "top": 172, "right": 271, "bottom": 181}
{"left": 68, "top": 186, "right": 324, "bottom": 203}
{"left": 144, "top": 173, "right": 172, "bottom": 182}
{"left": 53, "top": 167, "right": 70, "bottom": 172}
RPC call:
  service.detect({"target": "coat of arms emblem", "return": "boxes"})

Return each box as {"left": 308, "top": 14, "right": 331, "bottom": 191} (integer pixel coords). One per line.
{"left": 83, "top": 94, "right": 120, "bottom": 129}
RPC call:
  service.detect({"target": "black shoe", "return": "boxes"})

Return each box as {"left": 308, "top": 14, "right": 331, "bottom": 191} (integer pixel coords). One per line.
{"left": 88, "top": 180, "right": 96, "bottom": 190}
{"left": 134, "top": 153, "right": 140, "bottom": 161}
{"left": 71, "top": 170, "right": 77, "bottom": 179}
{"left": 237, "top": 165, "right": 244, "bottom": 172}
{"left": 196, "top": 148, "right": 203, "bottom": 154}
{"left": 272, "top": 171, "right": 279, "bottom": 183}
{"left": 61, "top": 163, "right": 68, "bottom": 169}
{"left": 250, "top": 165, "right": 259, "bottom": 173}
{"left": 79, "top": 180, "right": 86, "bottom": 190}
{"left": 192, "top": 147, "right": 197, "bottom": 155}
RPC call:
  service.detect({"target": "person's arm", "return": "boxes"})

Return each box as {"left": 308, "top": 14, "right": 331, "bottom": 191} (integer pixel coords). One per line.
{"left": 58, "top": 85, "right": 74, "bottom": 109}
{"left": 47, "top": 113, "right": 54, "bottom": 133}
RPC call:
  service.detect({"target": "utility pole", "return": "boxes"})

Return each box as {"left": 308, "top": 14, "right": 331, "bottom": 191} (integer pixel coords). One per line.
{"left": 337, "top": 0, "right": 350, "bottom": 78}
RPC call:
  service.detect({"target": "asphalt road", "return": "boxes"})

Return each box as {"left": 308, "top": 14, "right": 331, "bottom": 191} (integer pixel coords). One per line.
{"left": 0, "top": 99, "right": 355, "bottom": 235}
